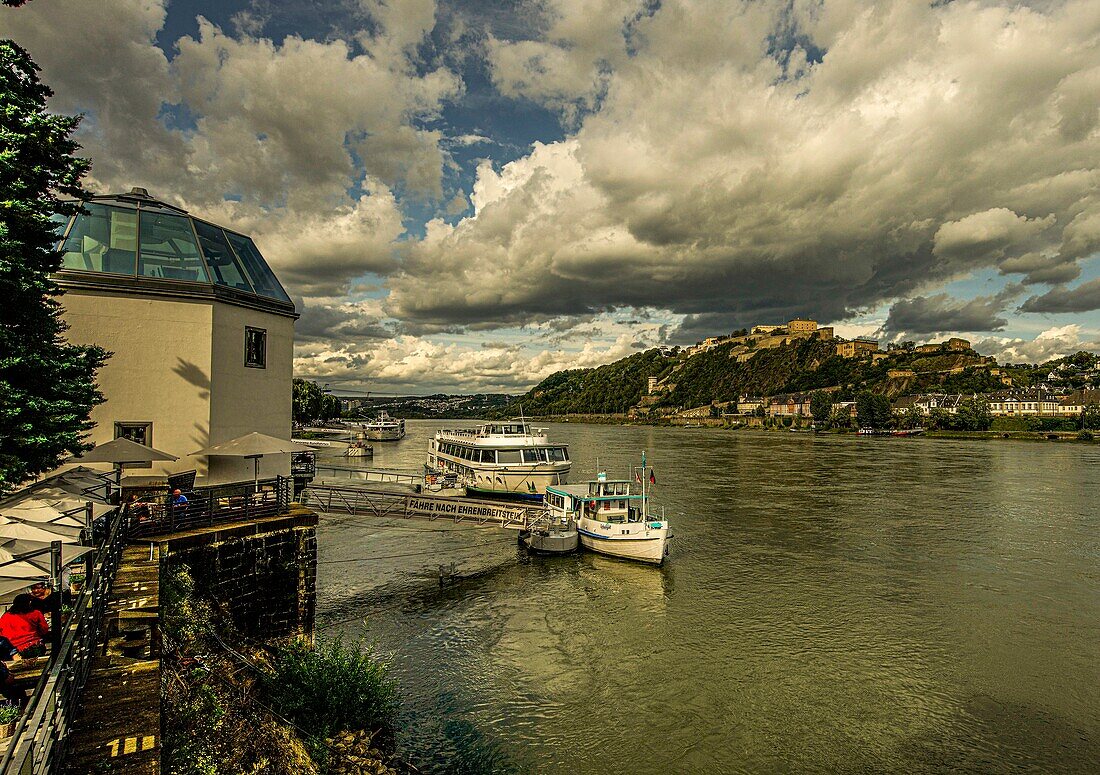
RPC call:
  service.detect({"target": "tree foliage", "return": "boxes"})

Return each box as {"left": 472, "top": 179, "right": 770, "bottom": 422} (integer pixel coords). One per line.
{"left": 0, "top": 39, "right": 108, "bottom": 493}
{"left": 809, "top": 391, "right": 833, "bottom": 425}
{"left": 292, "top": 379, "right": 339, "bottom": 425}
{"left": 856, "top": 391, "right": 892, "bottom": 429}
{"left": 499, "top": 349, "right": 673, "bottom": 416}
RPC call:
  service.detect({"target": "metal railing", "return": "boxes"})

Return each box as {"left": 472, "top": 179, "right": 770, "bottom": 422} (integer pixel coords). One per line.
{"left": 0, "top": 508, "right": 128, "bottom": 775}
{"left": 128, "top": 475, "right": 292, "bottom": 538}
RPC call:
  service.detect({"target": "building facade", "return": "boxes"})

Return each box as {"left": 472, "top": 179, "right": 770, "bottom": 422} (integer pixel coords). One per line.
{"left": 787, "top": 319, "right": 818, "bottom": 334}
{"left": 985, "top": 390, "right": 1062, "bottom": 416}
{"left": 54, "top": 188, "right": 298, "bottom": 485}
{"left": 836, "top": 338, "right": 879, "bottom": 358}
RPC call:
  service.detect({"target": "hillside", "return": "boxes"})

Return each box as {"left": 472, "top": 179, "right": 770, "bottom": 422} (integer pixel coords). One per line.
{"left": 659, "top": 339, "right": 999, "bottom": 407}
{"left": 494, "top": 349, "right": 674, "bottom": 416}
{"left": 502, "top": 337, "right": 1012, "bottom": 416}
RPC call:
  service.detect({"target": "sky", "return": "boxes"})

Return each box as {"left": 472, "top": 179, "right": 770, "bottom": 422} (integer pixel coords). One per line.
{"left": 4, "top": 0, "right": 1100, "bottom": 394}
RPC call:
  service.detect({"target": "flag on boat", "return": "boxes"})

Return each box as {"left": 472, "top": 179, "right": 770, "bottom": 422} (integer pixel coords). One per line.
{"left": 635, "top": 470, "right": 642, "bottom": 483}
{"left": 649, "top": 470, "right": 656, "bottom": 484}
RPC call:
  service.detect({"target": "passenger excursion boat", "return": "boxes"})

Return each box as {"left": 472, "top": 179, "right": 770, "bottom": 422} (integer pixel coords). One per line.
{"left": 426, "top": 421, "right": 570, "bottom": 501}
{"left": 545, "top": 461, "right": 669, "bottom": 565}
{"left": 359, "top": 412, "right": 406, "bottom": 441}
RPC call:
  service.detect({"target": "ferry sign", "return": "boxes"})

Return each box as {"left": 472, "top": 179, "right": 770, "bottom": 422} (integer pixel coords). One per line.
{"left": 407, "top": 497, "right": 526, "bottom": 523}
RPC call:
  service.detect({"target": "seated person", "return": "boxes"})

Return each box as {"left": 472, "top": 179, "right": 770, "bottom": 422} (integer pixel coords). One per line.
{"left": 0, "top": 637, "right": 21, "bottom": 663}
{"left": 170, "top": 489, "right": 188, "bottom": 508}
{"left": 29, "top": 581, "right": 70, "bottom": 616}
{"left": 0, "top": 595, "right": 50, "bottom": 658}
{"left": 127, "top": 493, "right": 151, "bottom": 521}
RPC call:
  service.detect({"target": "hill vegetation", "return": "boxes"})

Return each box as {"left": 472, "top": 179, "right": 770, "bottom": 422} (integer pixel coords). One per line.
{"left": 503, "top": 337, "right": 1025, "bottom": 417}
{"left": 495, "top": 349, "right": 674, "bottom": 416}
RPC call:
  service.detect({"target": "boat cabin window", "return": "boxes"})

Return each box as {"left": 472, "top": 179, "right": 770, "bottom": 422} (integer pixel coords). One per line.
{"left": 496, "top": 450, "right": 521, "bottom": 463}
{"left": 522, "top": 448, "right": 546, "bottom": 463}
{"left": 546, "top": 447, "right": 568, "bottom": 462}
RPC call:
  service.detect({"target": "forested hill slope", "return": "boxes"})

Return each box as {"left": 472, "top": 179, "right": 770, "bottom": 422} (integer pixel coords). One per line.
{"left": 658, "top": 338, "right": 997, "bottom": 407}
{"left": 497, "top": 349, "right": 674, "bottom": 416}
{"left": 501, "top": 337, "right": 1007, "bottom": 416}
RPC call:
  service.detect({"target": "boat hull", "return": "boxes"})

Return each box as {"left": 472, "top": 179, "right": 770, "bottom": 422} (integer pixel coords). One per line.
{"left": 519, "top": 528, "right": 578, "bottom": 554}
{"left": 427, "top": 465, "right": 569, "bottom": 501}
{"left": 577, "top": 519, "right": 669, "bottom": 564}
{"left": 363, "top": 427, "right": 405, "bottom": 441}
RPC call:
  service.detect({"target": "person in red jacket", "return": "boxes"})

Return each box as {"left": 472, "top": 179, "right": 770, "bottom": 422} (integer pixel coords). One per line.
{"left": 0, "top": 595, "right": 50, "bottom": 657}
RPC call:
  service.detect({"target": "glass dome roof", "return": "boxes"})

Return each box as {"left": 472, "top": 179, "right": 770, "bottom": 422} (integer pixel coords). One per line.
{"left": 54, "top": 189, "right": 292, "bottom": 305}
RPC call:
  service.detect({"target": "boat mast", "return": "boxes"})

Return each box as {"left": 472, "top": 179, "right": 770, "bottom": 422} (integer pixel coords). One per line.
{"left": 641, "top": 450, "right": 647, "bottom": 520}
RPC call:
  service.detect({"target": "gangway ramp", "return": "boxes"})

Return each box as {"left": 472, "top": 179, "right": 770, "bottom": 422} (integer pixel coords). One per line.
{"left": 313, "top": 464, "right": 423, "bottom": 486}
{"left": 301, "top": 482, "right": 542, "bottom": 529}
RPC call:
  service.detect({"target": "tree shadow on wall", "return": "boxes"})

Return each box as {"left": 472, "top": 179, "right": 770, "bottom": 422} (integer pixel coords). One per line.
{"left": 173, "top": 358, "right": 210, "bottom": 401}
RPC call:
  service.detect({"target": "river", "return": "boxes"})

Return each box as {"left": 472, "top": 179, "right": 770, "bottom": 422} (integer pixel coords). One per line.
{"left": 314, "top": 420, "right": 1100, "bottom": 774}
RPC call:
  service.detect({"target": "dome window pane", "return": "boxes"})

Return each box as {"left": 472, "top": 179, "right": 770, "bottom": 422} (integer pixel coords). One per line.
{"left": 60, "top": 204, "right": 137, "bottom": 275}
{"left": 224, "top": 232, "right": 291, "bottom": 302}
{"left": 193, "top": 219, "right": 255, "bottom": 293}
{"left": 138, "top": 211, "right": 209, "bottom": 282}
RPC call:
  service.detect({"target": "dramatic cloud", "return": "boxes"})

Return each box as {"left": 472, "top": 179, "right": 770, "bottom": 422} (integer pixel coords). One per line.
{"left": 1020, "top": 278, "right": 1100, "bottom": 314}
{"left": 486, "top": 0, "right": 646, "bottom": 122}
{"left": 293, "top": 324, "right": 666, "bottom": 393}
{"left": 389, "top": 0, "right": 1100, "bottom": 334}
{"left": 883, "top": 286, "right": 1022, "bottom": 335}
{"left": 974, "top": 325, "right": 1100, "bottom": 364}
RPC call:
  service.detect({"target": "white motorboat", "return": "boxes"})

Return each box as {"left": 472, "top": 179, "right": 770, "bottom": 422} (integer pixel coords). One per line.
{"left": 545, "top": 456, "right": 669, "bottom": 565}
{"left": 426, "top": 420, "right": 570, "bottom": 501}
{"left": 359, "top": 412, "right": 406, "bottom": 441}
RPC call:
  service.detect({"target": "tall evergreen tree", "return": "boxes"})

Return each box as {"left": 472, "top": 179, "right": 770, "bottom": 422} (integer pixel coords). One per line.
{"left": 0, "top": 38, "right": 109, "bottom": 493}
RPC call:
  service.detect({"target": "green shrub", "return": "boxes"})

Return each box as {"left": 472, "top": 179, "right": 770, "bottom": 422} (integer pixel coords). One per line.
{"left": 0, "top": 704, "right": 21, "bottom": 723}
{"left": 1078, "top": 429, "right": 1094, "bottom": 442}
{"left": 262, "top": 637, "right": 397, "bottom": 741}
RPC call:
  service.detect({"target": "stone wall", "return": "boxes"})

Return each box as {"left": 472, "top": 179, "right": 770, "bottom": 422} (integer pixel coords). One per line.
{"left": 159, "top": 509, "right": 317, "bottom": 639}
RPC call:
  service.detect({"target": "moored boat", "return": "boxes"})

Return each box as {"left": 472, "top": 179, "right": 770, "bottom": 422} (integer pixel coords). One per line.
{"left": 359, "top": 412, "right": 406, "bottom": 441}
{"left": 546, "top": 456, "right": 669, "bottom": 565}
{"left": 426, "top": 420, "right": 570, "bottom": 501}
{"left": 343, "top": 440, "right": 373, "bottom": 457}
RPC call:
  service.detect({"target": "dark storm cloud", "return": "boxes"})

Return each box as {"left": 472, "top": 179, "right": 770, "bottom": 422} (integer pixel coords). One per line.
{"left": 1020, "top": 279, "right": 1100, "bottom": 314}
{"left": 883, "top": 287, "right": 1022, "bottom": 335}
{"left": 294, "top": 299, "right": 394, "bottom": 343}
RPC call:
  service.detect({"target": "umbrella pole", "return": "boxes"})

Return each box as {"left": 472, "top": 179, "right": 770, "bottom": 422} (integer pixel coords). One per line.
{"left": 254, "top": 457, "right": 260, "bottom": 492}
{"left": 50, "top": 540, "right": 62, "bottom": 651}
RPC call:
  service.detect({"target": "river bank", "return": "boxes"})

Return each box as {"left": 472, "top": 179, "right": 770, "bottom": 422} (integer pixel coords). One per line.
{"left": 528, "top": 413, "right": 1100, "bottom": 442}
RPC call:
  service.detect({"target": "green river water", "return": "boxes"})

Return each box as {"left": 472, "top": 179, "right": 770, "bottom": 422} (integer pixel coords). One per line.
{"left": 315, "top": 420, "right": 1100, "bottom": 774}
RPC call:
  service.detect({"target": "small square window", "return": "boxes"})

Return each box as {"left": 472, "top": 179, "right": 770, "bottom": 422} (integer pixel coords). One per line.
{"left": 245, "top": 327, "right": 267, "bottom": 369}
{"left": 115, "top": 422, "right": 153, "bottom": 469}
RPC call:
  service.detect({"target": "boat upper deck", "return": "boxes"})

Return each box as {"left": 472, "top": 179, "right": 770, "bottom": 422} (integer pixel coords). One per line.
{"left": 548, "top": 480, "right": 641, "bottom": 501}
{"left": 436, "top": 421, "right": 557, "bottom": 448}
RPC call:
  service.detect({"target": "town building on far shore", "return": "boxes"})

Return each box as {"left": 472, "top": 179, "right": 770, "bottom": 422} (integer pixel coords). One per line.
{"left": 53, "top": 187, "right": 298, "bottom": 485}
{"left": 836, "top": 338, "right": 879, "bottom": 358}
{"left": 1058, "top": 389, "right": 1100, "bottom": 415}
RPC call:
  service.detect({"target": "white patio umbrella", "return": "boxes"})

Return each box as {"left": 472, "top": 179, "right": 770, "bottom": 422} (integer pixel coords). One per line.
{"left": 0, "top": 500, "right": 104, "bottom": 528}
{"left": 0, "top": 578, "right": 39, "bottom": 600}
{"left": 192, "top": 432, "right": 313, "bottom": 491}
{"left": 0, "top": 540, "right": 92, "bottom": 568}
{"left": 73, "top": 437, "right": 178, "bottom": 467}
{"left": 13, "top": 490, "right": 114, "bottom": 514}
{"left": 0, "top": 518, "right": 83, "bottom": 543}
